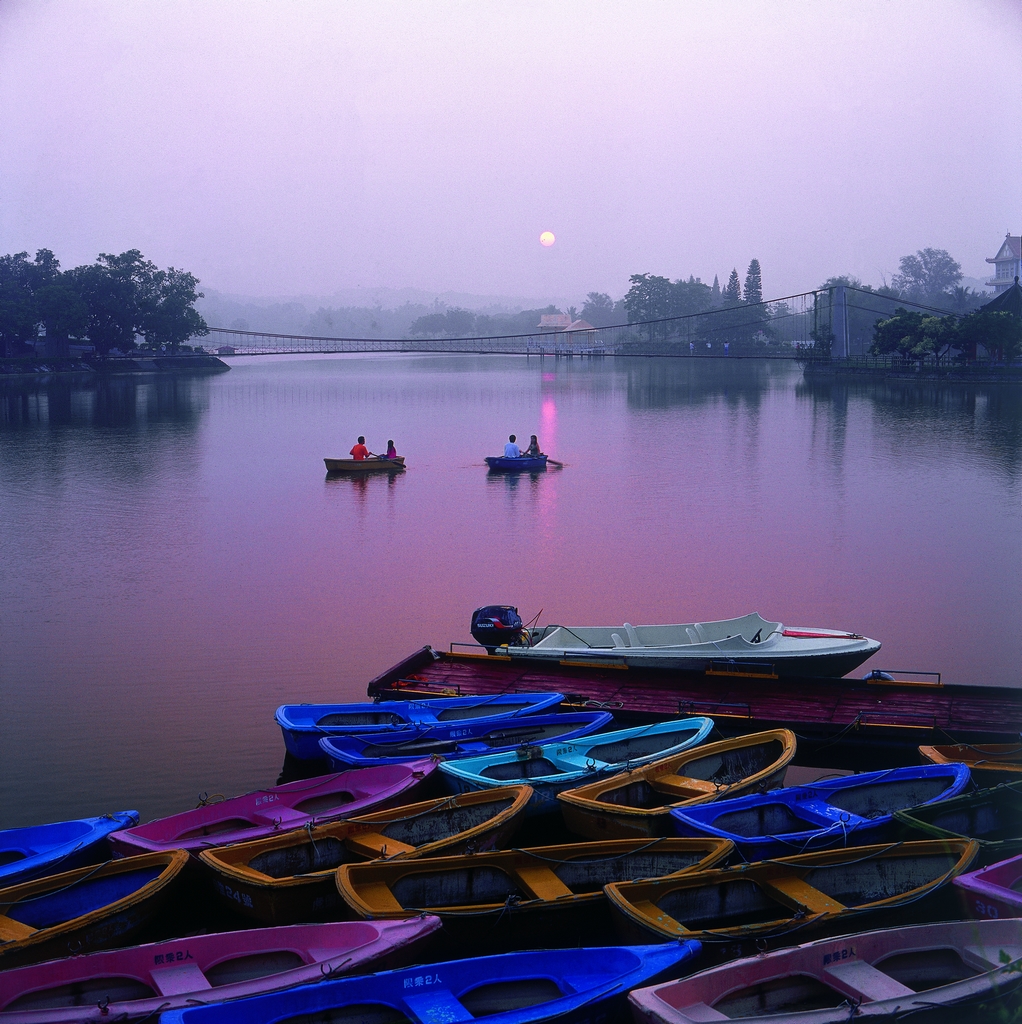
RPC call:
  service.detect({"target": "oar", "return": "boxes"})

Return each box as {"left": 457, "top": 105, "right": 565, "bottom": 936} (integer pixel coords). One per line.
{"left": 545, "top": 457, "right": 565, "bottom": 468}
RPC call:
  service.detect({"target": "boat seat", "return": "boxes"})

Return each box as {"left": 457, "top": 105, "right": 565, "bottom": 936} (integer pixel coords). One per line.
{"left": 760, "top": 875, "right": 846, "bottom": 915}
{"left": 823, "top": 960, "right": 914, "bottom": 1002}
{"left": 667, "top": 1002, "right": 728, "bottom": 1022}
{"left": 346, "top": 832, "right": 416, "bottom": 858}
{"left": 686, "top": 628, "right": 700, "bottom": 645}
{"left": 257, "top": 808, "right": 308, "bottom": 827}
{"left": 611, "top": 633, "right": 626, "bottom": 649}
{"left": 653, "top": 776, "right": 718, "bottom": 797}
{"left": 0, "top": 917, "right": 34, "bottom": 942}
{"left": 963, "top": 944, "right": 1022, "bottom": 971}
{"left": 514, "top": 865, "right": 574, "bottom": 900}
{"left": 355, "top": 880, "right": 406, "bottom": 913}
{"left": 404, "top": 990, "right": 474, "bottom": 1023}
{"left": 693, "top": 623, "right": 709, "bottom": 642}
{"left": 624, "top": 624, "right": 642, "bottom": 648}
{"left": 151, "top": 963, "right": 213, "bottom": 997}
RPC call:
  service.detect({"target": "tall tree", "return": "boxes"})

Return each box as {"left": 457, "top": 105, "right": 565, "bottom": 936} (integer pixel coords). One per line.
{"left": 141, "top": 267, "right": 208, "bottom": 351}
{"left": 743, "top": 259, "right": 763, "bottom": 306}
{"left": 0, "top": 252, "right": 37, "bottom": 356}
{"left": 709, "top": 275, "right": 721, "bottom": 306}
{"left": 891, "top": 248, "right": 962, "bottom": 301}
{"left": 722, "top": 269, "right": 741, "bottom": 306}
{"left": 580, "top": 292, "right": 616, "bottom": 327}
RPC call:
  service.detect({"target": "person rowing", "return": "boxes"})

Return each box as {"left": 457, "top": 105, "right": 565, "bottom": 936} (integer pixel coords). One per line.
{"left": 350, "top": 436, "right": 370, "bottom": 460}
{"left": 504, "top": 434, "right": 521, "bottom": 458}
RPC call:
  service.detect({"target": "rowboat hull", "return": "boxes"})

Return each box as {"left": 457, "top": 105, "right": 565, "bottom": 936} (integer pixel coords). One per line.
{"left": 0, "top": 851, "right": 188, "bottom": 970}
{"left": 275, "top": 692, "right": 565, "bottom": 760}
{"left": 0, "top": 917, "right": 441, "bottom": 1023}
{"left": 485, "top": 455, "right": 548, "bottom": 471}
{"left": 669, "top": 763, "right": 972, "bottom": 859}
{"left": 0, "top": 812, "right": 139, "bottom": 890}
{"left": 158, "top": 944, "right": 700, "bottom": 1024}
{"left": 324, "top": 456, "right": 405, "bottom": 473}
{"left": 439, "top": 718, "right": 715, "bottom": 815}
{"left": 515, "top": 612, "right": 880, "bottom": 678}
{"left": 954, "top": 851, "right": 1022, "bottom": 921}
{"left": 558, "top": 729, "right": 797, "bottom": 839}
{"left": 108, "top": 760, "right": 438, "bottom": 856}
{"left": 628, "top": 917, "right": 1022, "bottom": 1024}
{"left": 199, "top": 786, "right": 532, "bottom": 924}
{"left": 336, "top": 837, "right": 732, "bottom": 952}
{"left": 605, "top": 839, "right": 979, "bottom": 962}
{"left": 893, "top": 779, "right": 1022, "bottom": 866}
{"left": 318, "top": 711, "right": 613, "bottom": 769}
{"left": 919, "top": 742, "right": 1022, "bottom": 786}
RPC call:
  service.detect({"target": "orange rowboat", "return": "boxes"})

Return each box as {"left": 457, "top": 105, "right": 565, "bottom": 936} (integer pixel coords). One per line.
{"left": 557, "top": 729, "right": 796, "bottom": 840}
{"left": 324, "top": 456, "right": 405, "bottom": 473}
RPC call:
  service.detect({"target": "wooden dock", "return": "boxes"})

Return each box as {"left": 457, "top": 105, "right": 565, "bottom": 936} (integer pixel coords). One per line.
{"left": 367, "top": 647, "right": 1022, "bottom": 771}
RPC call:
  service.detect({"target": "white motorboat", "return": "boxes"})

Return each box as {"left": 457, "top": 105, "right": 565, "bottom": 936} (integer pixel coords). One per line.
{"left": 504, "top": 612, "right": 880, "bottom": 677}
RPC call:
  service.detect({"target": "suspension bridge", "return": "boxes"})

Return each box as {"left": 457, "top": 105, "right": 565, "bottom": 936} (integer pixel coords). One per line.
{"left": 201, "top": 287, "right": 964, "bottom": 360}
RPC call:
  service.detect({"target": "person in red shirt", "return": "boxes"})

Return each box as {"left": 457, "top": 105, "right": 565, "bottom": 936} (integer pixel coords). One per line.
{"left": 350, "top": 436, "right": 370, "bottom": 460}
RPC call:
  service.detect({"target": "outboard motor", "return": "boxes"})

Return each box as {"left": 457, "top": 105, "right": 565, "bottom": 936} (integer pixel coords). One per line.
{"left": 470, "top": 605, "right": 526, "bottom": 654}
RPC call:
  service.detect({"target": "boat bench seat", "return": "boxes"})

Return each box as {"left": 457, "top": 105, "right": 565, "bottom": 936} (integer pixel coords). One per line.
{"left": 404, "top": 990, "right": 474, "bottom": 1023}
{"left": 0, "top": 917, "right": 34, "bottom": 942}
{"left": 514, "top": 865, "right": 574, "bottom": 900}
{"left": 823, "top": 959, "right": 914, "bottom": 1002}
{"left": 346, "top": 832, "right": 416, "bottom": 858}
{"left": 653, "top": 776, "right": 717, "bottom": 798}
{"left": 760, "top": 875, "right": 846, "bottom": 915}
{"left": 356, "top": 880, "right": 405, "bottom": 914}
{"left": 151, "top": 963, "right": 213, "bottom": 997}
{"left": 257, "top": 808, "right": 308, "bottom": 828}
{"left": 964, "top": 944, "right": 1022, "bottom": 971}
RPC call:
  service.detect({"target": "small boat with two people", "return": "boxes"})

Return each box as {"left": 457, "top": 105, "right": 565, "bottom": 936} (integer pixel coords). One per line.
{"left": 325, "top": 435, "right": 405, "bottom": 473}
{"left": 485, "top": 433, "right": 551, "bottom": 472}
{"left": 470, "top": 607, "right": 881, "bottom": 678}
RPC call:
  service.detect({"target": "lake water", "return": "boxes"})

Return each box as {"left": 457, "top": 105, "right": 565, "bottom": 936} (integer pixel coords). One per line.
{"left": 1, "top": 355, "right": 1019, "bottom": 829}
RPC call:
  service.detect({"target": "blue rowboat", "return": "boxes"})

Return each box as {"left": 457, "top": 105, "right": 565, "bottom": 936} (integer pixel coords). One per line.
{"left": 439, "top": 717, "right": 715, "bottom": 815}
{"left": 485, "top": 454, "right": 548, "bottom": 471}
{"left": 158, "top": 943, "right": 700, "bottom": 1024}
{"left": 0, "top": 812, "right": 139, "bottom": 889}
{"left": 318, "top": 711, "right": 613, "bottom": 769}
{"left": 669, "top": 763, "right": 972, "bottom": 859}
{"left": 276, "top": 692, "right": 565, "bottom": 760}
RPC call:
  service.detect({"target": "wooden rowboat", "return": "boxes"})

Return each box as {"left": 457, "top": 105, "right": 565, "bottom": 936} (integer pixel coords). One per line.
{"left": 893, "top": 779, "right": 1022, "bottom": 866}
{"left": 199, "top": 786, "right": 532, "bottom": 925}
{"left": 604, "top": 839, "right": 978, "bottom": 959}
{"left": 0, "top": 850, "right": 188, "bottom": 969}
{"left": 0, "top": 917, "right": 441, "bottom": 1023}
{"left": 628, "top": 917, "right": 1022, "bottom": 1024}
{"left": 157, "top": 944, "right": 701, "bottom": 1024}
{"left": 336, "top": 837, "right": 732, "bottom": 951}
{"left": 954, "top": 851, "right": 1022, "bottom": 921}
{"left": 557, "top": 729, "right": 797, "bottom": 839}
{"left": 324, "top": 455, "right": 405, "bottom": 473}
{"left": 919, "top": 742, "right": 1022, "bottom": 785}
{"left": 109, "top": 760, "right": 438, "bottom": 856}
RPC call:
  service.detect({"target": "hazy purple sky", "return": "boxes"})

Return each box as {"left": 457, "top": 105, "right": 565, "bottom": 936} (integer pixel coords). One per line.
{"left": 1, "top": 1, "right": 1019, "bottom": 304}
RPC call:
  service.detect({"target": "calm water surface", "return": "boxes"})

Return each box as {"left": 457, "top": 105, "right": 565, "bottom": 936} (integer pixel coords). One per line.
{"left": 1, "top": 356, "right": 1020, "bottom": 828}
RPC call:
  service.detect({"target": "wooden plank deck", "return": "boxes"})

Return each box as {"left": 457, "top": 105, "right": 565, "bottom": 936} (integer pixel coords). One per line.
{"left": 366, "top": 646, "right": 1022, "bottom": 769}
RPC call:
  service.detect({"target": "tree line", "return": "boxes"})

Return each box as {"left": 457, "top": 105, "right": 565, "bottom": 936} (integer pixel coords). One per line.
{"left": 0, "top": 249, "right": 209, "bottom": 358}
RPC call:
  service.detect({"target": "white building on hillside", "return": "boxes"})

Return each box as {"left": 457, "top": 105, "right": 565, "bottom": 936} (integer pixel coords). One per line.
{"left": 986, "top": 232, "right": 1021, "bottom": 294}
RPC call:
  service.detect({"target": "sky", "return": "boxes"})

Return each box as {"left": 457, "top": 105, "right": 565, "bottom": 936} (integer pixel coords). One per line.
{"left": 1, "top": 1, "right": 1020, "bottom": 307}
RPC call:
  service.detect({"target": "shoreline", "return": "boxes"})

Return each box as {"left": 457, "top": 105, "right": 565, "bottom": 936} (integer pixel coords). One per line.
{"left": 0, "top": 353, "right": 230, "bottom": 379}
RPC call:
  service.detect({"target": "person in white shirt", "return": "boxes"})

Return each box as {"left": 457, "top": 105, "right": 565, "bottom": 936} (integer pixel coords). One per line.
{"left": 503, "top": 434, "right": 521, "bottom": 458}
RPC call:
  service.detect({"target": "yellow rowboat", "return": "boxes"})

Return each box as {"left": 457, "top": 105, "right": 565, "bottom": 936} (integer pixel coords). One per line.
{"left": 919, "top": 743, "right": 1022, "bottom": 786}
{"left": 557, "top": 729, "right": 796, "bottom": 840}
{"left": 199, "top": 786, "right": 533, "bottom": 925}
{"left": 324, "top": 456, "right": 405, "bottom": 473}
{"left": 0, "top": 850, "right": 188, "bottom": 969}
{"left": 605, "top": 839, "right": 979, "bottom": 960}
{"left": 336, "top": 838, "right": 733, "bottom": 952}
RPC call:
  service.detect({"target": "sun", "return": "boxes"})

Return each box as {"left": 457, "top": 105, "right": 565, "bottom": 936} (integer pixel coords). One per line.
{"left": 539, "top": 231, "right": 555, "bottom": 247}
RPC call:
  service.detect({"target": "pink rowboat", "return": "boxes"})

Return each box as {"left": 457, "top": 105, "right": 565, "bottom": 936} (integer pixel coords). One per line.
{"left": 955, "top": 851, "right": 1022, "bottom": 921}
{"left": 108, "top": 760, "right": 438, "bottom": 856}
{"left": 0, "top": 917, "right": 441, "bottom": 1023}
{"left": 629, "top": 918, "right": 1022, "bottom": 1024}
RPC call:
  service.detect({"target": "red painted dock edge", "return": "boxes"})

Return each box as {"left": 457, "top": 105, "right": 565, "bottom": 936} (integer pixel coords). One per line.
{"left": 366, "top": 647, "right": 1022, "bottom": 770}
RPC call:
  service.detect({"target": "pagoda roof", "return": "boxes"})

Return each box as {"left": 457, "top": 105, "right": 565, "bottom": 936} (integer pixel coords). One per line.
{"left": 979, "top": 277, "right": 1022, "bottom": 318}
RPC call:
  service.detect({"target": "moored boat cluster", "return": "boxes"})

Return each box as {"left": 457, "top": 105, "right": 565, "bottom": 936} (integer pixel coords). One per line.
{"left": 2, "top": 677, "right": 1022, "bottom": 1022}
